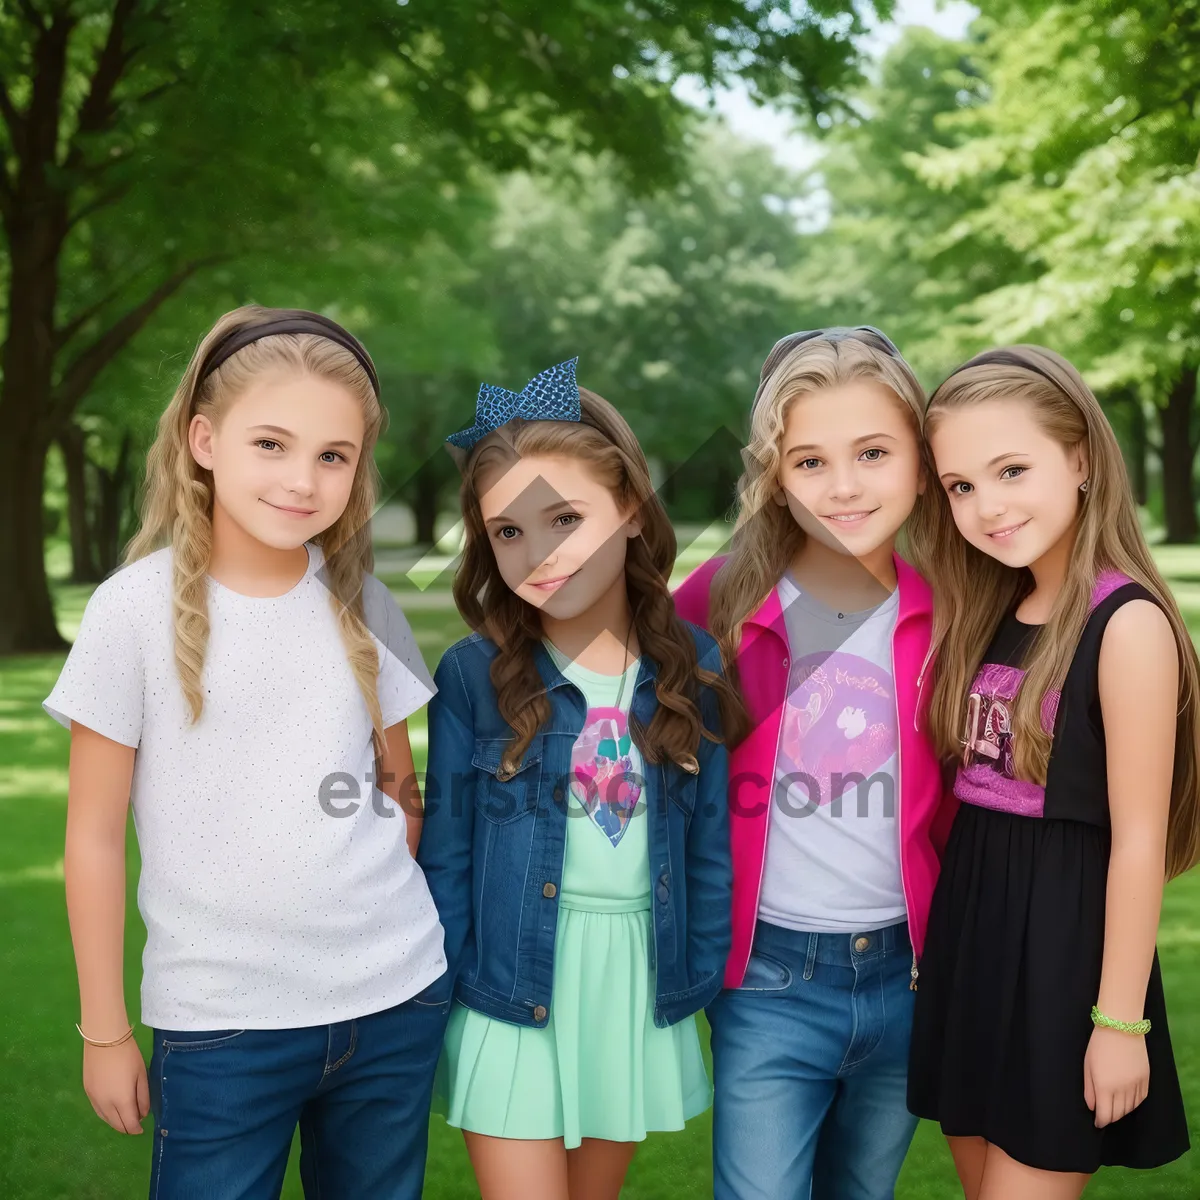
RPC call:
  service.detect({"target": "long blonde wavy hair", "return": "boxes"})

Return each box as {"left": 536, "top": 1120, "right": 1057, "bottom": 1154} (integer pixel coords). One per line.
{"left": 454, "top": 389, "right": 748, "bottom": 779}
{"left": 125, "top": 305, "right": 389, "bottom": 757}
{"left": 907, "top": 345, "right": 1200, "bottom": 880}
{"left": 709, "top": 329, "right": 931, "bottom": 663}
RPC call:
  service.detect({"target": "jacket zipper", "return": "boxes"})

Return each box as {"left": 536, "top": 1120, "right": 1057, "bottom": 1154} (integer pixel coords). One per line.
{"left": 740, "top": 632, "right": 789, "bottom": 986}
{"left": 913, "top": 640, "right": 936, "bottom": 734}
{"left": 891, "top": 620, "right": 919, "bottom": 992}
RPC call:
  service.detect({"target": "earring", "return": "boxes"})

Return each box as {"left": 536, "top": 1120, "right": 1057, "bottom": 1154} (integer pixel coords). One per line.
{"left": 1080, "top": 479, "right": 1089, "bottom": 493}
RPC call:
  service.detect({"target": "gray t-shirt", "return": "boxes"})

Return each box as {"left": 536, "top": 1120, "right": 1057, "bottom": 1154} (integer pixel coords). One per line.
{"left": 757, "top": 571, "right": 907, "bottom": 934}
{"left": 44, "top": 542, "right": 445, "bottom": 1029}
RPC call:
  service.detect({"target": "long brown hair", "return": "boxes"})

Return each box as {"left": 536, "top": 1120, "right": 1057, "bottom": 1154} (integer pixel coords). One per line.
{"left": 908, "top": 345, "right": 1200, "bottom": 880}
{"left": 709, "top": 330, "right": 930, "bottom": 664}
{"left": 453, "top": 388, "right": 747, "bottom": 778}
{"left": 126, "top": 305, "right": 389, "bottom": 757}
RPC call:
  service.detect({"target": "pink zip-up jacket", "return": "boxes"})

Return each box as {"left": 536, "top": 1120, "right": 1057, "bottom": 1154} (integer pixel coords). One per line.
{"left": 674, "top": 552, "right": 956, "bottom": 988}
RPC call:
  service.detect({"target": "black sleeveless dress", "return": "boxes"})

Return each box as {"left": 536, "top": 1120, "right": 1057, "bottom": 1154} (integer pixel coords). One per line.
{"left": 907, "top": 576, "right": 1190, "bottom": 1173}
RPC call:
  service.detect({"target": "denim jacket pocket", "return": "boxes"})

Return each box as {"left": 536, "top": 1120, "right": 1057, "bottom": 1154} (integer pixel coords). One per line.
{"left": 472, "top": 737, "right": 543, "bottom": 824}
{"left": 664, "top": 760, "right": 698, "bottom": 818}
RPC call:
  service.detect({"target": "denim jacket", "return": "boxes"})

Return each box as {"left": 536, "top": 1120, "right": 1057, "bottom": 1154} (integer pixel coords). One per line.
{"left": 415, "top": 624, "right": 732, "bottom": 1030}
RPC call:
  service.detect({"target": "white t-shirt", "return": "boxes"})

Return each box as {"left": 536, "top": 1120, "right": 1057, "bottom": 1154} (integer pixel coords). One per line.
{"left": 757, "top": 572, "right": 907, "bottom": 934}
{"left": 44, "top": 542, "right": 446, "bottom": 1030}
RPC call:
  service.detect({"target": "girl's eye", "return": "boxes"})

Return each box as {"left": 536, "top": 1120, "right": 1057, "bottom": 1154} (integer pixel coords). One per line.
{"left": 861, "top": 447, "right": 886, "bottom": 462}
{"left": 799, "top": 457, "right": 821, "bottom": 470}
{"left": 496, "top": 526, "right": 520, "bottom": 541}
{"left": 948, "top": 481, "right": 972, "bottom": 496}
{"left": 255, "top": 439, "right": 280, "bottom": 452}
{"left": 319, "top": 451, "right": 346, "bottom": 464}
{"left": 553, "top": 513, "right": 580, "bottom": 528}
{"left": 1000, "top": 465, "right": 1026, "bottom": 480}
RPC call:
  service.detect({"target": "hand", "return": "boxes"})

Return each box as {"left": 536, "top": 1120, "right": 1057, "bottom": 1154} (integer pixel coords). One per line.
{"left": 82, "top": 1037, "right": 150, "bottom": 1134}
{"left": 1083, "top": 1024, "right": 1149, "bottom": 1128}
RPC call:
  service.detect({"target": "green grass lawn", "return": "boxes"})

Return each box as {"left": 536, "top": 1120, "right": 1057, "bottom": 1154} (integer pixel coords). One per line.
{"left": 3, "top": 536, "right": 1200, "bottom": 1197}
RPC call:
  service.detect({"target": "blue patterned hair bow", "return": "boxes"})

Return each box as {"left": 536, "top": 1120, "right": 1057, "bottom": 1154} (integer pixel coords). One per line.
{"left": 446, "top": 358, "right": 581, "bottom": 451}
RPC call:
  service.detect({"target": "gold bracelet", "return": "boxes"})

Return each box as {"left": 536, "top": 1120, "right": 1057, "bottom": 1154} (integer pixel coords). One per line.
{"left": 76, "top": 1022, "right": 135, "bottom": 1048}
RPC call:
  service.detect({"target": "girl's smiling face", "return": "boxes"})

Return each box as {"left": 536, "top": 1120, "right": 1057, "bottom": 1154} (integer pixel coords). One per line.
{"left": 189, "top": 370, "right": 365, "bottom": 549}
{"left": 477, "top": 452, "right": 641, "bottom": 620}
{"left": 776, "top": 379, "right": 924, "bottom": 558}
{"left": 929, "top": 398, "right": 1089, "bottom": 569}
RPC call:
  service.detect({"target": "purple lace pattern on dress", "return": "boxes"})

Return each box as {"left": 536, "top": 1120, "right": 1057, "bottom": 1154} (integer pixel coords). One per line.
{"left": 954, "top": 570, "right": 1131, "bottom": 819}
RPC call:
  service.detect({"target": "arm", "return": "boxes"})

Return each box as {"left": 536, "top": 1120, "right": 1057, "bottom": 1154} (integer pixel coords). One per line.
{"left": 64, "top": 723, "right": 149, "bottom": 1135}
{"left": 687, "top": 725, "right": 733, "bottom": 981}
{"left": 1084, "top": 599, "right": 1177, "bottom": 1128}
{"left": 684, "top": 642, "right": 734, "bottom": 981}
{"left": 378, "top": 720, "right": 422, "bottom": 857}
{"left": 414, "top": 652, "right": 477, "bottom": 979}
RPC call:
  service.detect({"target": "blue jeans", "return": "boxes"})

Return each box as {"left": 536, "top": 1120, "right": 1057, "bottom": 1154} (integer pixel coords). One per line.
{"left": 708, "top": 919, "right": 919, "bottom": 1200}
{"left": 147, "top": 988, "right": 451, "bottom": 1200}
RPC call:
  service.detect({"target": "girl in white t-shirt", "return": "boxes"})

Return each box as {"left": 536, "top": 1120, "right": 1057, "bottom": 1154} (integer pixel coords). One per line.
{"left": 44, "top": 306, "right": 448, "bottom": 1200}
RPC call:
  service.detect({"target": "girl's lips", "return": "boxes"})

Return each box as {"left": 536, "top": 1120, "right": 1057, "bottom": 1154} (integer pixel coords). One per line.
{"left": 529, "top": 571, "right": 578, "bottom": 592}
{"left": 265, "top": 501, "right": 317, "bottom": 517}
{"left": 821, "top": 509, "right": 877, "bottom": 527}
{"left": 988, "top": 520, "right": 1029, "bottom": 540}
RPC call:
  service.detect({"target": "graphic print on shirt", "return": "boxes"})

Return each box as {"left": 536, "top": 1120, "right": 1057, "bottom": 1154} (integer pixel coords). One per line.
{"left": 957, "top": 662, "right": 1060, "bottom": 819}
{"left": 778, "top": 652, "right": 895, "bottom": 808}
{"left": 570, "top": 706, "right": 644, "bottom": 847}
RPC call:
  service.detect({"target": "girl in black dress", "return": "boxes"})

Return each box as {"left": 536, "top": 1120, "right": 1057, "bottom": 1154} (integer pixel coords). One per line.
{"left": 906, "top": 345, "right": 1197, "bottom": 1199}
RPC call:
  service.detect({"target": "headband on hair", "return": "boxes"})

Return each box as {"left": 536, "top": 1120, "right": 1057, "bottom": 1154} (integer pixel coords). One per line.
{"left": 752, "top": 325, "right": 907, "bottom": 412}
{"left": 447, "top": 358, "right": 582, "bottom": 451}
{"left": 199, "top": 310, "right": 380, "bottom": 396}
{"left": 942, "top": 349, "right": 1060, "bottom": 391}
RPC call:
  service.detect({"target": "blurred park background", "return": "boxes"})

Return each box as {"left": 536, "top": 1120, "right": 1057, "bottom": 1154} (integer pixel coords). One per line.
{"left": 1, "top": 0, "right": 1199, "bottom": 1196}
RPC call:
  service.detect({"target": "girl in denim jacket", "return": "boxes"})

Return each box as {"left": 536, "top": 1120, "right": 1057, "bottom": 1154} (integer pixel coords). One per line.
{"left": 417, "top": 359, "right": 744, "bottom": 1200}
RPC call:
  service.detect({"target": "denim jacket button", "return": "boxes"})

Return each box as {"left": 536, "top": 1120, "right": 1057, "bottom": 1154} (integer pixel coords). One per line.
{"left": 533, "top": 1005, "right": 547, "bottom": 1022}
{"left": 542, "top": 882, "right": 557, "bottom": 899}
{"left": 553, "top": 786, "right": 565, "bottom": 802}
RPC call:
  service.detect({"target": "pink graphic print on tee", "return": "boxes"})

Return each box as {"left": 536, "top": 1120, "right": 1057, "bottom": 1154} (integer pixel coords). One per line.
{"left": 777, "top": 652, "right": 896, "bottom": 806}
{"left": 956, "top": 663, "right": 1059, "bottom": 818}
{"left": 570, "top": 707, "right": 643, "bottom": 848}
{"left": 956, "top": 571, "right": 1132, "bottom": 820}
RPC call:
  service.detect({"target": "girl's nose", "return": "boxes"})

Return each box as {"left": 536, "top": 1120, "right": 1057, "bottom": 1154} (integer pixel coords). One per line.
{"left": 531, "top": 541, "right": 559, "bottom": 574}
{"left": 829, "top": 465, "right": 862, "bottom": 500}
{"left": 978, "top": 490, "right": 1006, "bottom": 518}
{"left": 286, "top": 472, "right": 316, "bottom": 499}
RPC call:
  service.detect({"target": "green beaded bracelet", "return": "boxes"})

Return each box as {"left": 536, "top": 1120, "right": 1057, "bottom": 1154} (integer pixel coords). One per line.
{"left": 1091, "top": 1005, "right": 1151, "bottom": 1036}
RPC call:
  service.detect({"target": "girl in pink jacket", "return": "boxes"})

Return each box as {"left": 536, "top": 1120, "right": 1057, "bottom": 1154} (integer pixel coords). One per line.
{"left": 675, "top": 327, "right": 954, "bottom": 1200}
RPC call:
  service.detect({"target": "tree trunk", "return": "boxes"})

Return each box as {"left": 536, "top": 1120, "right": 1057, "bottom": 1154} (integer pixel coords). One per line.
{"left": 0, "top": 13, "right": 73, "bottom": 651}
{"left": 1128, "top": 394, "right": 1148, "bottom": 507}
{"left": 95, "top": 430, "right": 132, "bottom": 576}
{"left": 660, "top": 460, "right": 678, "bottom": 506}
{"left": 60, "top": 424, "right": 102, "bottom": 583}
{"left": 0, "top": 427, "right": 65, "bottom": 652}
{"left": 710, "top": 461, "right": 737, "bottom": 521}
{"left": 1158, "top": 365, "right": 1198, "bottom": 544}
{"left": 409, "top": 453, "right": 442, "bottom": 547}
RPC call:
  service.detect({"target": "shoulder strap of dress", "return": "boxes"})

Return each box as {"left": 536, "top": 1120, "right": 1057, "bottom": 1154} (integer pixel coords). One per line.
{"left": 1089, "top": 569, "right": 1135, "bottom": 612}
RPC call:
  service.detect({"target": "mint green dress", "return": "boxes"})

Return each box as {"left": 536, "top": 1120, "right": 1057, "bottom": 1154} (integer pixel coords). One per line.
{"left": 435, "top": 643, "right": 711, "bottom": 1147}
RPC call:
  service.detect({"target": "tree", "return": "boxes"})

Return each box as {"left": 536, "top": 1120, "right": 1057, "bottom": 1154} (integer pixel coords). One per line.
{"left": 907, "top": 1, "right": 1200, "bottom": 537}
{"left": 0, "top": 0, "right": 894, "bottom": 652}
{"left": 480, "top": 130, "right": 812, "bottom": 506}
{"left": 792, "top": 26, "right": 1012, "bottom": 376}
